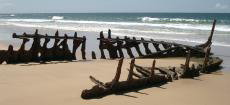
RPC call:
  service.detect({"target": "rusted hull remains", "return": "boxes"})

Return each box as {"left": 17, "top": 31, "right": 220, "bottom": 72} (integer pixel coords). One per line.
{"left": 81, "top": 75, "right": 168, "bottom": 99}
{"left": 0, "top": 30, "right": 87, "bottom": 64}
{"left": 81, "top": 46, "right": 223, "bottom": 99}
{"left": 97, "top": 20, "right": 216, "bottom": 59}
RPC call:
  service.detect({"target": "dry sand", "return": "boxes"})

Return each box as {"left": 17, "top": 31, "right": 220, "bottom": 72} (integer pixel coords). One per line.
{"left": 0, "top": 58, "right": 229, "bottom": 105}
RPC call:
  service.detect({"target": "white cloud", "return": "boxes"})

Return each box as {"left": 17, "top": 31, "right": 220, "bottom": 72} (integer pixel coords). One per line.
{"left": 215, "top": 3, "right": 229, "bottom": 9}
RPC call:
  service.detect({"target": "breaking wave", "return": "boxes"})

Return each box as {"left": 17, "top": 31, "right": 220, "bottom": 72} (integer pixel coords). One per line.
{"left": 3, "top": 19, "right": 53, "bottom": 23}
{"left": 0, "top": 16, "right": 229, "bottom": 47}
{"left": 10, "top": 14, "right": 15, "bottom": 17}
{"left": 140, "top": 17, "right": 161, "bottom": 22}
{"left": 2, "top": 19, "right": 229, "bottom": 32}
{"left": 138, "top": 17, "right": 221, "bottom": 23}
{"left": 52, "top": 16, "right": 64, "bottom": 20}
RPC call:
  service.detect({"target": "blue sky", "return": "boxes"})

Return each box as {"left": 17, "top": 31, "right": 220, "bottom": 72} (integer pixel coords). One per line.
{"left": 0, "top": 0, "right": 229, "bottom": 13}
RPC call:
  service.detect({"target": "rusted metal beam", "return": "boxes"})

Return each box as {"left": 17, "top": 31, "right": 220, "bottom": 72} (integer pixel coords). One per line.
{"left": 127, "top": 59, "right": 135, "bottom": 81}
{"left": 13, "top": 30, "right": 84, "bottom": 40}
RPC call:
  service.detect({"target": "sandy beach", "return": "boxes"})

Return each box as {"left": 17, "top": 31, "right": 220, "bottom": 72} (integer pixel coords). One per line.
{"left": 0, "top": 58, "right": 229, "bottom": 105}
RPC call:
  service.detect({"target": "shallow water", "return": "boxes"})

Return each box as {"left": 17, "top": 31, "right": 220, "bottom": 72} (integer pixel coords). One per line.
{"left": 0, "top": 13, "right": 230, "bottom": 47}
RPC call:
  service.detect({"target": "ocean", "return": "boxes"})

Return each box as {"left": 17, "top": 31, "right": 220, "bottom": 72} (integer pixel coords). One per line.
{"left": 0, "top": 13, "right": 230, "bottom": 47}
{"left": 0, "top": 13, "right": 230, "bottom": 70}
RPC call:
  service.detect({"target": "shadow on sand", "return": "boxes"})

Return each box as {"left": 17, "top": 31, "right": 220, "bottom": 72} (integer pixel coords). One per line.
{"left": 4, "top": 60, "right": 94, "bottom": 66}
{"left": 87, "top": 82, "right": 167, "bottom": 99}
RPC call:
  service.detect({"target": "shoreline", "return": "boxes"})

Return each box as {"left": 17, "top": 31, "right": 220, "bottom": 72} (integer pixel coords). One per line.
{"left": 0, "top": 25, "right": 229, "bottom": 70}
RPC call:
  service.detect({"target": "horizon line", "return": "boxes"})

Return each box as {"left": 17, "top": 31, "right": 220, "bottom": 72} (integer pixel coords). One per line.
{"left": 0, "top": 12, "right": 230, "bottom": 14}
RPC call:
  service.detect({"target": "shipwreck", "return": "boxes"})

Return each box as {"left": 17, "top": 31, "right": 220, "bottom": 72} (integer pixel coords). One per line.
{"left": 81, "top": 19, "right": 223, "bottom": 99}
{"left": 0, "top": 30, "right": 86, "bottom": 64}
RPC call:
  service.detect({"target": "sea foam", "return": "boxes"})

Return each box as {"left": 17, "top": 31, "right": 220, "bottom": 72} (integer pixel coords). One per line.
{"left": 3, "top": 19, "right": 53, "bottom": 23}
{"left": 55, "top": 20, "right": 230, "bottom": 32}
{"left": 3, "top": 21, "right": 230, "bottom": 47}
{"left": 10, "top": 14, "right": 15, "bottom": 17}
{"left": 140, "top": 17, "right": 160, "bottom": 22}
{"left": 52, "top": 16, "right": 64, "bottom": 20}
{"left": 2, "top": 18, "right": 230, "bottom": 32}
{"left": 139, "top": 17, "right": 211, "bottom": 23}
